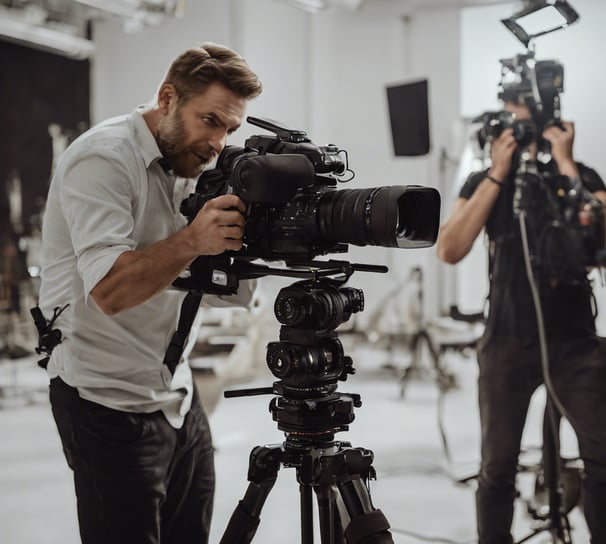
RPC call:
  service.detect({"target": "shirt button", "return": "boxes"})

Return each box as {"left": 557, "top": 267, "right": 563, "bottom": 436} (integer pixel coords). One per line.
{"left": 161, "top": 366, "right": 173, "bottom": 388}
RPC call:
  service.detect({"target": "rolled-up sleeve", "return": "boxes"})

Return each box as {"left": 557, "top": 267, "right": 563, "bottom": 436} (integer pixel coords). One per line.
{"left": 60, "top": 144, "right": 137, "bottom": 300}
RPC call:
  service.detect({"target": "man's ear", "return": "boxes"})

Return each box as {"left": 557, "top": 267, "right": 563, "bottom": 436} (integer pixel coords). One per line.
{"left": 158, "top": 84, "right": 177, "bottom": 114}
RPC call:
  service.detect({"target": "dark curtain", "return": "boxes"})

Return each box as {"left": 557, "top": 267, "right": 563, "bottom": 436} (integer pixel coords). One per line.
{"left": 0, "top": 40, "right": 90, "bottom": 237}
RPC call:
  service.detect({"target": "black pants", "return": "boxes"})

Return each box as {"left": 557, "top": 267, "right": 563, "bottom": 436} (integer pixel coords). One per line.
{"left": 49, "top": 377, "right": 215, "bottom": 544}
{"left": 476, "top": 335, "right": 606, "bottom": 544}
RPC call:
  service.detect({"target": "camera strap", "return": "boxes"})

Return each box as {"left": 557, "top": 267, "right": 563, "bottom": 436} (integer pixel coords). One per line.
{"left": 162, "top": 290, "right": 203, "bottom": 376}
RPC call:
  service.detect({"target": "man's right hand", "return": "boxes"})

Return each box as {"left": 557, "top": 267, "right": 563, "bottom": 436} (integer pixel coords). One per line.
{"left": 91, "top": 194, "right": 248, "bottom": 316}
{"left": 188, "top": 194, "right": 247, "bottom": 255}
{"left": 489, "top": 128, "right": 518, "bottom": 183}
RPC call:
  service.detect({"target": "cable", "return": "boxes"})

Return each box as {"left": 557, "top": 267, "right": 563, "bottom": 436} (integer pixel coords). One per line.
{"left": 518, "top": 210, "right": 575, "bottom": 428}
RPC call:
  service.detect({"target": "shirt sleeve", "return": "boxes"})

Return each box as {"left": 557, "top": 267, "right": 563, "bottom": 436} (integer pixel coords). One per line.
{"left": 458, "top": 169, "right": 488, "bottom": 200}
{"left": 59, "top": 141, "right": 138, "bottom": 300}
{"left": 578, "top": 163, "right": 606, "bottom": 193}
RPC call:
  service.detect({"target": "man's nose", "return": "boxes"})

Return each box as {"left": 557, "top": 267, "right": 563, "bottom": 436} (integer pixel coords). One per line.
{"left": 210, "top": 131, "right": 228, "bottom": 154}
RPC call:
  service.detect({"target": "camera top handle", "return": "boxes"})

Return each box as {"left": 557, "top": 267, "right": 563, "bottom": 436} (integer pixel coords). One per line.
{"left": 247, "top": 116, "right": 310, "bottom": 143}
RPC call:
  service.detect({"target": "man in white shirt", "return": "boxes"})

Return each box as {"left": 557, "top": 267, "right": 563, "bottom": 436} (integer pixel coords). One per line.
{"left": 39, "top": 42, "right": 262, "bottom": 544}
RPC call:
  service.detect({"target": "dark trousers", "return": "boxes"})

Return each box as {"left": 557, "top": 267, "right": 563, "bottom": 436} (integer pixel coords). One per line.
{"left": 476, "top": 335, "right": 606, "bottom": 544}
{"left": 49, "top": 377, "right": 215, "bottom": 544}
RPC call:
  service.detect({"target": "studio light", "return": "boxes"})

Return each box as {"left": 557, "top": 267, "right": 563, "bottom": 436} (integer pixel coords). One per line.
{"left": 73, "top": 0, "right": 182, "bottom": 32}
{"left": 275, "top": 0, "right": 328, "bottom": 13}
{"left": 501, "top": 0, "right": 579, "bottom": 47}
{"left": 0, "top": 5, "right": 95, "bottom": 59}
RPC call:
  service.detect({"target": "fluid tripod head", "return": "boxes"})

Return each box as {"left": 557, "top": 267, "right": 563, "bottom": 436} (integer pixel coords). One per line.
{"left": 225, "top": 259, "right": 385, "bottom": 443}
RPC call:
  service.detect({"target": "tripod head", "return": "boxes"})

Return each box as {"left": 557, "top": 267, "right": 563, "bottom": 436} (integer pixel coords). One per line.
{"left": 225, "top": 259, "right": 387, "bottom": 445}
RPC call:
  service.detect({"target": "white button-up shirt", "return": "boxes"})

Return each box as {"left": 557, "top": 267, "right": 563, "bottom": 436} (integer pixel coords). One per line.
{"left": 40, "top": 106, "right": 254, "bottom": 427}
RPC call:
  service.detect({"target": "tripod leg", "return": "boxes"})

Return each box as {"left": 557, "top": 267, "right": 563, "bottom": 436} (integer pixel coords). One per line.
{"left": 314, "top": 484, "right": 346, "bottom": 544}
{"left": 219, "top": 445, "right": 281, "bottom": 544}
{"left": 420, "top": 330, "right": 455, "bottom": 392}
{"left": 300, "top": 483, "right": 315, "bottom": 544}
{"left": 543, "top": 401, "right": 573, "bottom": 544}
{"left": 400, "top": 333, "right": 421, "bottom": 397}
{"left": 337, "top": 476, "right": 394, "bottom": 544}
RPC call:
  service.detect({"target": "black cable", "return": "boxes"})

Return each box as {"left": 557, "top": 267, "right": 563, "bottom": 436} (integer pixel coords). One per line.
{"left": 518, "top": 210, "right": 575, "bottom": 429}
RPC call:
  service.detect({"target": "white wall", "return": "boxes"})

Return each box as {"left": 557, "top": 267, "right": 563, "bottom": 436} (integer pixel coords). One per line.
{"left": 459, "top": 0, "right": 606, "bottom": 330}
{"left": 307, "top": 6, "right": 462, "bottom": 321}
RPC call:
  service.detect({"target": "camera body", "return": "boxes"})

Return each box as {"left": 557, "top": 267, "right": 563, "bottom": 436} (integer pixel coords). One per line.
{"left": 475, "top": 52, "right": 563, "bottom": 152}
{"left": 498, "top": 54, "right": 564, "bottom": 129}
{"left": 475, "top": 110, "right": 537, "bottom": 150}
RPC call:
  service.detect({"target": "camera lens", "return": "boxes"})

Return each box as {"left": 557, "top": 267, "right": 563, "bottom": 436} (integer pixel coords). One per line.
{"left": 318, "top": 185, "right": 440, "bottom": 249}
{"left": 512, "top": 120, "right": 537, "bottom": 147}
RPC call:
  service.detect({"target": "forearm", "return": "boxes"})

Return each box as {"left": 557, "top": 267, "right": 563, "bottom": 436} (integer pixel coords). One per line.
{"left": 557, "top": 158, "right": 580, "bottom": 178}
{"left": 437, "top": 177, "right": 501, "bottom": 264}
{"left": 91, "top": 227, "right": 199, "bottom": 315}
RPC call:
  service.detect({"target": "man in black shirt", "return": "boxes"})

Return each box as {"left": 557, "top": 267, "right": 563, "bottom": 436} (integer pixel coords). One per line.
{"left": 437, "top": 100, "right": 606, "bottom": 543}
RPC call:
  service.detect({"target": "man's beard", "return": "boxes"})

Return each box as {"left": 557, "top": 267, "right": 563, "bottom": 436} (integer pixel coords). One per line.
{"left": 157, "top": 109, "right": 211, "bottom": 178}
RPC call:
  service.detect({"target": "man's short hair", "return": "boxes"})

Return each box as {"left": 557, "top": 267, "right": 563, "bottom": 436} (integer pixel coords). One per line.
{"left": 161, "top": 42, "right": 262, "bottom": 104}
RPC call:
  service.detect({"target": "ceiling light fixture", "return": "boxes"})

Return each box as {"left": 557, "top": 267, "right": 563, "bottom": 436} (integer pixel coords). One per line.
{"left": 0, "top": 9, "right": 95, "bottom": 59}
{"left": 73, "top": 0, "right": 180, "bottom": 32}
{"left": 277, "top": 0, "right": 328, "bottom": 14}
{"left": 501, "top": 0, "right": 579, "bottom": 48}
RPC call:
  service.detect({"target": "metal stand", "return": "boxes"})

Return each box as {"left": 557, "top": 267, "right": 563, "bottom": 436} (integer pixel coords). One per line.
{"left": 515, "top": 398, "right": 581, "bottom": 544}
{"left": 220, "top": 436, "right": 393, "bottom": 544}
{"left": 399, "top": 268, "right": 457, "bottom": 398}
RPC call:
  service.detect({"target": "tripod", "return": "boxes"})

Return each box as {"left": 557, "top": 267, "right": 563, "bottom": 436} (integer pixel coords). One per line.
{"left": 515, "top": 397, "right": 581, "bottom": 544}
{"left": 219, "top": 266, "right": 394, "bottom": 544}
{"left": 219, "top": 425, "right": 393, "bottom": 543}
{"left": 399, "top": 267, "right": 457, "bottom": 397}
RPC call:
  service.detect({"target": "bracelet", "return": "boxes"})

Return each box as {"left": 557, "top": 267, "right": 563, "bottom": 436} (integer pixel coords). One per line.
{"left": 486, "top": 173, "right": 504, "bottom": 187}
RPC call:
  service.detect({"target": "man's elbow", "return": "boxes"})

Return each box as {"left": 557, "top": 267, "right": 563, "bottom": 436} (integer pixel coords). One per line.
{"left": 91, "top": 291, "right": 123, "bottom": 316}
{"left": 436, "top": 239, "right": 465, "bottom": 265}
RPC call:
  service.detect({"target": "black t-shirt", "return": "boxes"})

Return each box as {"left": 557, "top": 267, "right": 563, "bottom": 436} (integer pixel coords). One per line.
{"left": 459, "top": 161, "right": 605, "bottom": 338}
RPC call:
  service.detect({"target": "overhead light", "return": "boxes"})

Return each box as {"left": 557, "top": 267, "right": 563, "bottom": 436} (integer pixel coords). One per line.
{"left": 501, "top": 0, "right": 579, "bottom": 48}
{"left": 0, "top": 7, "right": 95, "bottom": 59}
{"left": 275, "top": 0, "right": 328, "bottom": 13}
{"left": 329, "top": 0, "right": 364, "bottom": 9}
{"left": 73, "top": 0, "right": 181, "bottom": 32}
{"left": 74, "top": 0, "right": 141, "bottom": 18}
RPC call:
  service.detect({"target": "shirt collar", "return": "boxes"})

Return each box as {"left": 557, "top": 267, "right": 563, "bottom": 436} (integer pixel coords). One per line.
{"left": 130, "top": 105, "right": 165, "bottom": 171}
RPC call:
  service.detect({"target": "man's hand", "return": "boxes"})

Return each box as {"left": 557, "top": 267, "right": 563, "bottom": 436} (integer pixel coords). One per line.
{"left": 489, "top": 128, "right": 518, "bottom": 182}
{"left": 91, "top": 194, "right": 247, "bottom": 316}
{"left": 543, "top": 120, "right": 579, "bottom": 177}
{"left": 188, "top": 194, "right": 246, "bottom": 255}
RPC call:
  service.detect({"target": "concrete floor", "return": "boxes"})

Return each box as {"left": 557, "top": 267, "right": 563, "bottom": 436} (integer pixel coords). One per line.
{"left": 0, "top": 338, "right": 591, "bottom": 544}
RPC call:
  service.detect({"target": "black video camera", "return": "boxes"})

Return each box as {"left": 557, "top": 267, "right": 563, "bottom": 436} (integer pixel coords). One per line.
{"left": 175, "top": 116, "right": 441, "bottom": 294}
{"left": 475, "top": 109, "right": 538, "bottom": 151}
{"left": 475, "top": 53, "right": 564, "bottom": 154}
{"left": 499, "top": 53, "right": 564, "bottom": 130}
